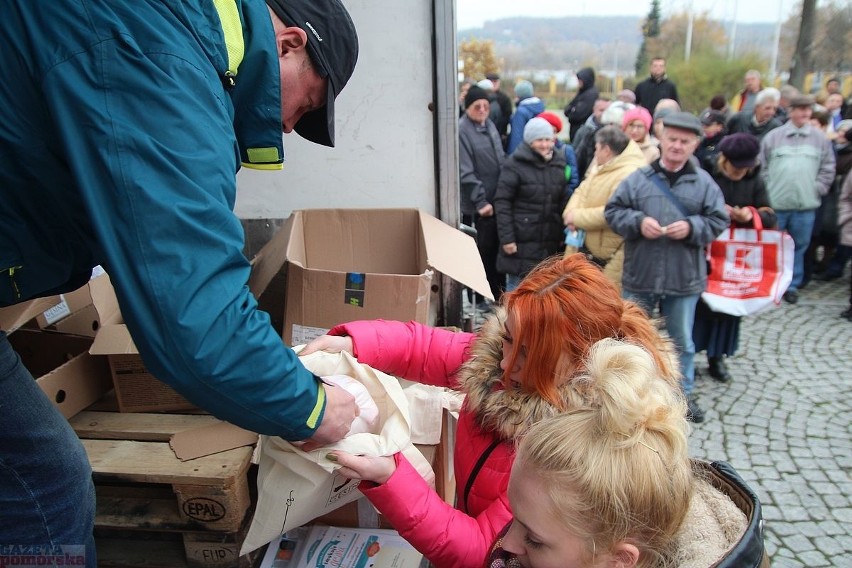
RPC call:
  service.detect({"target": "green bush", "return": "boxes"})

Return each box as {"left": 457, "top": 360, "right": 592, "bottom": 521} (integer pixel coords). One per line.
{"left": 667, "top": 53, "right": 768, "bottom": 114}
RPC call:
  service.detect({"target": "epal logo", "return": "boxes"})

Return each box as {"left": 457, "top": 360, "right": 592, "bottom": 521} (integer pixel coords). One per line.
{"left": 723, "top": 244, "right": 762, "bottom": 282}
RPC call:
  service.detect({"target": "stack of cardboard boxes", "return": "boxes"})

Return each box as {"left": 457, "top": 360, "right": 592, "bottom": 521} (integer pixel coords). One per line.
{"left": 1, "top": 209, "right": 488, "bottom": 524}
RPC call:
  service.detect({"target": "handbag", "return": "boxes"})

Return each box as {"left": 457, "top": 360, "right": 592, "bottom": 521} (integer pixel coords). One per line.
{"left": 701, "top": 206, "right": 794, "bottom": 316}
{"left": 241, "top": 349, "right": 435, "bottom": 555}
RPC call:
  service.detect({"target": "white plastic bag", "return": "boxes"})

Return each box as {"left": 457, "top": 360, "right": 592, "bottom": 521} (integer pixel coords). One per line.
{"left": 241, "top": 350, "right": 434, "bottom": 555}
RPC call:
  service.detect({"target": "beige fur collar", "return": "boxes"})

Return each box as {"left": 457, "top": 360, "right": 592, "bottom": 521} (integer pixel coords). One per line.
{"left": 672, "top": 474, "right": 748, "bottom": 567}
{"left": 457, "top": 311, "right": 569, "bottom": 441}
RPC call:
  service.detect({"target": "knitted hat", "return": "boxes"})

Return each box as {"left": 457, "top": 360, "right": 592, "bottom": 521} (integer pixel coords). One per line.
{"left": 617, "top": 89, "right": 636, "bottom": 103}
{"left": 477, "top": 79, "right": 495, "bottom": 91}
{"left": 523, "top": 117, "right": 555, "bottom": 145}
{"left": 464, "top": 85, "right": 490, "bottom": 109}
{"left": 514, "top": 80, "right": 534, "bottom": 100}
{"left": 622, "top": 107, "right": 653, "bottom": 132}
{"left": 718, "top": 133, "right": 761, "bottom": 168}
{"left": 536, "top": 111, "right": 564, "bottom": 134}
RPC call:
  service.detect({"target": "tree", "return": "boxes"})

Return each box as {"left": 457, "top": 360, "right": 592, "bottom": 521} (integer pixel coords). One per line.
{"left": 774, "top": 0, "right": 852, "bottom": 83}
{"left": 811, "top": 1, "right": 851, "bottom": 73}
{"left": 648, "top": 11, "right": 728, "bottom": 62}
{"left": 458, "top": 38, "right": 501, "bottom": 81}
{"left": 643, "top": 11, "right": 766, "bottom": 113}
{"left": 635, "top": 0, "right": 661, "bottom": 74}
{"left": 789, "top": 0, "right": 818, "bottom": 89}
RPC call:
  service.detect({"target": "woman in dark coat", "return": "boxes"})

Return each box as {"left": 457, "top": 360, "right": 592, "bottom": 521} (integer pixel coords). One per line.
{"left": 563, "top": 67, "right": 599, "bottom": 141}
{"left": 694, "top": 133, "right": 777, "bottom": 383}
{"left": 494, "top": 117, "right": 568, "bottom": 292}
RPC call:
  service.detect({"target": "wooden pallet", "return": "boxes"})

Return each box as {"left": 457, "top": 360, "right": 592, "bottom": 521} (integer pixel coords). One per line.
{"left": 70, "top": 411, "right": 259, "bottom": 567}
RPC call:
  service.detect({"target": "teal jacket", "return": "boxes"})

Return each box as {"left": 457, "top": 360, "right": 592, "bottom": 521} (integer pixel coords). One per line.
{"left": 0, "top": 0, "right": 326, "bottom": 439}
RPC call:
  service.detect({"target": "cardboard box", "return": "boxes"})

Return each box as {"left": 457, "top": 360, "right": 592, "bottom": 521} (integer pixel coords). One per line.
{"left": 0, "top": 297, "right": 114, "bottom": 419}
{"left": 88, "top": 234, "right": 294, "bottom": 413}
{"left": 36, "top": 272, "right": 116, "bottom": 339}
{"left": 88, "top": 275, "right": 198, "bottom": 413}
{"left": 275, "top": 209, "right": 491, "bottom": 345}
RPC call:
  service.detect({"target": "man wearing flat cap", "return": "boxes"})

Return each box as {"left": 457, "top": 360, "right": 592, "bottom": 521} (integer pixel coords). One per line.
{"left": 759, "top": 94, "right": 836, "bottom": 304}
{"left": 459, "top": 85, "right": 506, "bottom": 304}
{"left": 606, "top": 112, "right": 729, "bottom": 424}
{"left": 0, "top": 1, "right": 361, "bottom": 561}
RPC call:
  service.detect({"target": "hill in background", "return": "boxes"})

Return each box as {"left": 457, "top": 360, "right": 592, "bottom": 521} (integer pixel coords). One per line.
{"left": 459, "top": 16, "right": 777, "bottom": 81}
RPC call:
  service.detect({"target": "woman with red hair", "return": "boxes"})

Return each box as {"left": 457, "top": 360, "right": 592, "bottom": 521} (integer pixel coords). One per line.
{"left": 300, "top": 254, "right": 678, "bottom": 568}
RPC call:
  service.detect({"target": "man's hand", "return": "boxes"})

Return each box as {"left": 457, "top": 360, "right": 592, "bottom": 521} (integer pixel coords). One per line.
{"left": 640, "top": 216, "right": 664, "bottom": 239}
{"left": 478, "top": 203, "right": 494, "bottom": 217}
{"left": 299, "top": 335, "right": 353, "bottom": 357}
{"left": 502, "top": 242, "right": 518, "bottom": 255}
{"left": 301, "top": 383, "right": 358, "bottom": 451}
{"left": 327, "top": 451, "right": 396, "bottom": 484}
{"left": 563, "top": 209, "right": 575, "bottom": 226}
{"left": 664, "top": 220, "right": 690, "bottom": 240}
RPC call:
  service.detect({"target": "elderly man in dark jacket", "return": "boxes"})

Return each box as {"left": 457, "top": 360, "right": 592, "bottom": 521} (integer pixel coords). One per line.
{"left": 605, "top": 112, "right": 729, "bottom": 424}
{"left": 459, "top": 85, "right": 506, "bottom": 302}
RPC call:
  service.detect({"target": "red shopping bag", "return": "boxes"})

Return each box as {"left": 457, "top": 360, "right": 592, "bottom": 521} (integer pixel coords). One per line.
{"left": 702, "top": 207, "right": 794, "bottom": 316}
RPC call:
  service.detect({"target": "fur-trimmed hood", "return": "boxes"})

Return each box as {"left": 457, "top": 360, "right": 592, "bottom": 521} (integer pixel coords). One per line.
{"left": 457, "top": 309, "right": 570, "bottom": 441}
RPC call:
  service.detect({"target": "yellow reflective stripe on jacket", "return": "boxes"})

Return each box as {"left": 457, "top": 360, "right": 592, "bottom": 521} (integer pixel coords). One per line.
{"left": 2, "top": 266, "right": 23, "bottom": 300}
{"left": 212, "top": 0, "right": 244, "bottom": 77}
{"left": 306, "top": 382, "right": 326, "bottom": 429}
{"left": 241, "top": 161, "right": 284, "bottom": 170}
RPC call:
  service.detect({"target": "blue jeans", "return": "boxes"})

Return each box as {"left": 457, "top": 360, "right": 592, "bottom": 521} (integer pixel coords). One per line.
{"left": 624, "top": 292, "right": 700, "bottom": 397}
{"left": 0, "top": 332, "right": 96, "bottom": 567}
{"left": 505, "top": 273, "right": 522, "bottom": 292}
{"left": 775, "top": 209, "right": 817, "bottom": 293}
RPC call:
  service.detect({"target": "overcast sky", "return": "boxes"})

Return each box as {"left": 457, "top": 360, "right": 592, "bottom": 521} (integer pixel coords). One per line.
{"left": 457, "top": 0, "right": 797, "bottom": 29}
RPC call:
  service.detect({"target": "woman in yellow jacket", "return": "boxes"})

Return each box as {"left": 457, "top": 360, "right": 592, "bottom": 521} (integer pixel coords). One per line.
{"left": 562, "top": 126, "right": 647, "bottom": 290}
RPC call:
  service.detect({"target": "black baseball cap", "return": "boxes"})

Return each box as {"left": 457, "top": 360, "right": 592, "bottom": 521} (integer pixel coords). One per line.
{"left": 265, "top": 0, "right": 359, "bottom": 147}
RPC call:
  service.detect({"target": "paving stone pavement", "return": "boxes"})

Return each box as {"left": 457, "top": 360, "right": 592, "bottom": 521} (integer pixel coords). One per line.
{"left": 688, "top": 270, "right": 852, "bottom": 567}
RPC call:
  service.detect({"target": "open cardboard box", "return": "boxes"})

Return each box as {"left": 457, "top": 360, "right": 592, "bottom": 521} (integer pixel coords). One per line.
{"left": 87, "top": 224, "right": 305, "bottom": 413}
{"left": 22, "top": 267, "right": 112, "bottom": 338}
{"left": 272, "top": 208, "right": 492, "bottom": 345}
{"left": 88, "top": 275, "right": 198, "bottom": 413}
{"left": 0, "top": 294, "right": 113, "bottom": 419}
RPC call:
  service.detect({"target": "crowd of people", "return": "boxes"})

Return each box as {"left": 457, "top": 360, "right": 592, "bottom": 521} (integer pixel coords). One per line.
{"left": 303, "top": 255, "right": 768, "bottom": 568}
{"left": 458, "top": 61, "right": 852, "bottom": 423}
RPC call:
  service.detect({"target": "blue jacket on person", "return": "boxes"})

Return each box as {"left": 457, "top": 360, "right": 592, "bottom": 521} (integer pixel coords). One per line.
{"left": 0, "top": 0, "right": 327, "bottom": 439}
{"left": 507, "top": 97, "right": 546, "bottom": 154}
{"left": 556, "top": 141, "right": 581, "bottom": 198}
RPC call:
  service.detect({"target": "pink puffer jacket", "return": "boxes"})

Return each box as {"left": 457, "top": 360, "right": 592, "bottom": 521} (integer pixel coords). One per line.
{"left": 327, "top": 319, "right": 515, "bottom": 568}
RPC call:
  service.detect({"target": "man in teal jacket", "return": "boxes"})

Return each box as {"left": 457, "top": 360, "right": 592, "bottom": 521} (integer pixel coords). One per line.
{"left": 0, "top": 1, "right": 359, "bottom": 564}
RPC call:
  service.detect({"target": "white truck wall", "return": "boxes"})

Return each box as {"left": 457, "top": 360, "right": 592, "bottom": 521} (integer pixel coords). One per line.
{"left": 235, "top": 0, "right": 442, "bottom": 219}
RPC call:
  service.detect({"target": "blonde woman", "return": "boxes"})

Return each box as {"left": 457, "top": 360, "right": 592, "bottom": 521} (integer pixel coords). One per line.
{"left": 562, "top": 126, "right": 646, "bottom": 291}
{"left": 487, "top": 339, "right": 769, "bottom": 568}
